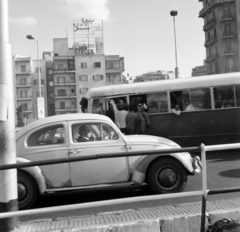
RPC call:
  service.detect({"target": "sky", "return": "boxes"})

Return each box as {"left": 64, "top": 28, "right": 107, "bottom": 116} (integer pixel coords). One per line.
{"left": 8, "top": 0, "right": 205, "bottom": 78}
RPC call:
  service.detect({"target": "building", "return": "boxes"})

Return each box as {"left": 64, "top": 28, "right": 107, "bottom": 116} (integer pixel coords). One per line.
{"left": 199, "top": 0, "right": 240, "bottom": 74}
{"left": 13, "top": 55, "right": 47, "bottom": 124}
{"left": 192, "top": 64, "right": 208, "bottom": 76}
{"left": 51, "top": 38, "right": 77, "bottom": 115}
{"left": 192, "top": 60, "right": 208, "bottom": 76}
{"left": 13, "top": 37, "right": 125, "bottom": 121}
{"left": 134, "top": 70, "right": 174, "bottom": 82}
{"left": 48, "top": 38, "right": 126, "bottom": 115}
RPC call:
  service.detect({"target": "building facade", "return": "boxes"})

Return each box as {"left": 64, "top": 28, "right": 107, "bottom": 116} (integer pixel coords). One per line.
{"left": 13, "top": 38, "right": 126, "bottom": 122}
{"left": 13, "top": 56, "right": 47, "bottom": 124}
{"left": 199, "top": 0, "right": 240, "bottom": 74}
{"left": 48, "top": 38, "right": 126, "bottom": 115}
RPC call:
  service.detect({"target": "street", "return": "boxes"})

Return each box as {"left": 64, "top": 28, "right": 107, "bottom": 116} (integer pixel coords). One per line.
{"left": 20, "top": 148, "right": 240, "bottom": 222}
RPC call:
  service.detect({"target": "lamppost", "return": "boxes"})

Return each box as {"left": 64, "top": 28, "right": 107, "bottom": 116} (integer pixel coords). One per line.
{"left": 26, "top": 34, "right": 41, "bottom": 96}
{"left": 170, "top": 10, "right": 179, "bottom": 79}
{"left": 26, "top": 34, "right": 45, "bottom": 118}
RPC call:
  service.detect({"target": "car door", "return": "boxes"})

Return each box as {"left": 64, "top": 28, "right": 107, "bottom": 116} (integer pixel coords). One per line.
{"left": 68, "top": 121, "right": 130, "bottom": 187}
{"left": 18, "top": 122, "right": 71, "bottom": 188}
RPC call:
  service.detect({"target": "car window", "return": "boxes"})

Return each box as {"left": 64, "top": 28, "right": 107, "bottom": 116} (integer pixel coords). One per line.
{"left": 27, "top": 125, "right": 65, "bottom": 146}
{"left": 72, "top": 123, "right": 118, "bottom": 143}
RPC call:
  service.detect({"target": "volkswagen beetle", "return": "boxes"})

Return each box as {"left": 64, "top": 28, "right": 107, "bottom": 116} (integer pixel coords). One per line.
{"left": 16, "top": 113, "right": 201, "bottom": 209}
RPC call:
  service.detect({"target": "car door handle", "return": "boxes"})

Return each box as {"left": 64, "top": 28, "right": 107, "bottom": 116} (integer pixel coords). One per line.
{"left": 69, "top": 149, "right": 82, "bottom": 155}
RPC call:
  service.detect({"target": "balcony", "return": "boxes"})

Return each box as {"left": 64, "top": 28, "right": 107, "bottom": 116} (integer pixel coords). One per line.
{"left": 204, "top": 36, "right": 217, "bottom": 47}
{"left": 17, "top": 95, "right": 32, "bottom": 100}
{"left": 199, "top": 0, "right": 235, "bottom": 18}
{"left": 55, "top": 106, "right": 77, "bottom": 111}
{"left": 15, "top": 71, "right": 31, "bottom": 75}
{"left": 16, "top": 82, "right": 32, "bottom": 87}
{"left": 53, "top": 68, "right": 75, "bottom": 74}
{"left": 222, "top": 14, "right": 233, "bottom": 22}
{"left": 54, "top": 93, "right": 77, "bottom": 98}
{"left": 203, "top": 18, "right": 216, "bottom": 31}
{"left": 223, "top": 32, "right": 234, "bottom": 39}
{"left": 224, "top": 50, "right": 235, "bottom": 56}
{"left": 54, "top": 81, "right": 76, "bottom": 85}
{"left": 205, "top": 53, "right": 219, "bottom": 63}
{"left": 22, "top": 108, "right": 33, "bottom": 113}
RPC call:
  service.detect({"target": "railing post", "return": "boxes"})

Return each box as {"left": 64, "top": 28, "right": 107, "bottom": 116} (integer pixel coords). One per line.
{"left": 0, "top": 0, "right": 19, "bottom": 231}
{"left": 200, "top": 143, "right": 208, "bottom": 232}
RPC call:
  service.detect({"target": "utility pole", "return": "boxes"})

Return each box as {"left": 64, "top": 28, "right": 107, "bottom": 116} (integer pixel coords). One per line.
{"left": 0, "top": 0, "right": 19, "bottom": 231}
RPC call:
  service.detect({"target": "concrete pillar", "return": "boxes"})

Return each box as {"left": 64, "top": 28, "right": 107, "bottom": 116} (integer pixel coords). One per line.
{"left": 0, "top": 0, "right": 19, "bottom": 231}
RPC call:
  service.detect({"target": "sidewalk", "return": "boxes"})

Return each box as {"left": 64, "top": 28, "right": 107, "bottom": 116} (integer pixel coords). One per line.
{"left": 15, "top": 198, "right": 240, "bottom": 232}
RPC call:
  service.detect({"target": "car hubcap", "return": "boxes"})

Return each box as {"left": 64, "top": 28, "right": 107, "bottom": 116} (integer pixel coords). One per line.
{"left": 18, "top": 183, "right": 27, "bottom": 201}
{"left": 158, "top": 168, "right": 177, "bottom": 188}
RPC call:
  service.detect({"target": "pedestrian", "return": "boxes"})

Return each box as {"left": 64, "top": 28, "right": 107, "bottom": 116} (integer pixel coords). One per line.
{"left": 79, "top": 97, "right": 88, "bottom": 113}
{"left": 126, "top": 104, "right": 139, "bottom": 135}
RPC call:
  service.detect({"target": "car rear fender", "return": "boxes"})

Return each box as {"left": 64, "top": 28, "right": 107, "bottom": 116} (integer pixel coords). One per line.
{"left": 17, "top": 157, "right": 46, "bottom": 194}
{"left": 131, "top": 152, "right": 194, "bottom": 184}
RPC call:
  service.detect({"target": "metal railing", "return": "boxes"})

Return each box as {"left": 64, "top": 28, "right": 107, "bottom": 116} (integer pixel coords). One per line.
{"left": 0, "top": 143, "right": 239, "bottom": 232}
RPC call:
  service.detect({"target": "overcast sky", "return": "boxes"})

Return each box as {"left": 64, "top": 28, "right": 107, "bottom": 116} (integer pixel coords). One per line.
{"left": 9, "top": 0, "right": 205, "bottom": 78}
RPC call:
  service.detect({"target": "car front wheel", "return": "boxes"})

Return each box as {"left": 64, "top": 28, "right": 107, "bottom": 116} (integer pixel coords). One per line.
{"left": 18, "top": 171, "right": 38, "bottom": 210}
{"left": 148, "top": 158, "right": 187, "bottom": 194}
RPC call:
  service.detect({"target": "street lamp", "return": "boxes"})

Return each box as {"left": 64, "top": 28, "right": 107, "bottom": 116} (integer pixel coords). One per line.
{"left": 26, "top": 34, "right": 42, "bottom": 97}
{"left": 26, "top": 34, "right": 45, "bottom": 119}
{"left": 170, "top": 10, "right": 179, "bottom": 79}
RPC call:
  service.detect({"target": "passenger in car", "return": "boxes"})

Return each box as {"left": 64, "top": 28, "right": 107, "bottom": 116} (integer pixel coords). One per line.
{"left": 78, "top": 125, "right": 95, "bottom": 142}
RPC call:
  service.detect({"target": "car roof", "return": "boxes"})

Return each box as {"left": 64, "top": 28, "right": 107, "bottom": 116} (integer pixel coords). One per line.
{"left": 16, "top": 113, "right": 112, "bottom": 138}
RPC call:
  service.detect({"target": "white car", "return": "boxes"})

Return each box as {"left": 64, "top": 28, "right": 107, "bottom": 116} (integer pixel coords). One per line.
{"left": 16, "top": 113, "right": 201, "bottom": 209}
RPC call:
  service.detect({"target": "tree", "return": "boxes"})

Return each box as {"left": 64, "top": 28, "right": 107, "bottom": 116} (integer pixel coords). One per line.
{"left": 16, "top": 105, "right": 24, "bottom": 127}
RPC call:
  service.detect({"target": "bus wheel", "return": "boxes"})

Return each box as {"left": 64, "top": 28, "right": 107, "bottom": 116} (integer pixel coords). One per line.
{"left": 18, "top": 171, "right": 38, "bottom": 210}
{"left": 148, "top": 158, "right": 187, "bottom": 194}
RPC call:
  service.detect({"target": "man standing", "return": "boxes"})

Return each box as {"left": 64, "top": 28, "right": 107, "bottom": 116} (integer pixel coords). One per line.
{"left": 126, "top": 105, "right": 138, "bottom": 135}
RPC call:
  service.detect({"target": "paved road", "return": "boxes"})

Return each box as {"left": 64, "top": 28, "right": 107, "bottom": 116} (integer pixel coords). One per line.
{"left": 20, "top": 149, "right": 240, "bottom": 222}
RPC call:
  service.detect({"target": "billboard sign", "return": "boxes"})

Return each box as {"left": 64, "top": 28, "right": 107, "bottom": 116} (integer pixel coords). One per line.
{"left": 73, "top": 18, "right": 104, "bottom": 54}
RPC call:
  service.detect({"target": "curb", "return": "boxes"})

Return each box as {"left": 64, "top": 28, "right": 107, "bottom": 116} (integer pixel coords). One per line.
{"left": 13, "top": 198, "right": 240, "bottom": 232}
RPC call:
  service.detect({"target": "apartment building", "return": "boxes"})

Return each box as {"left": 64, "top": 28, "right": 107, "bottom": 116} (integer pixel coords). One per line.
{"left": 199, "top": 0, "right": 240, "bottom": 74}
{"left": 13, "top": 56, "right": 47, "bottom": 124}
{"left": 51, "top": 38, "right": 77, "bottom": 115}
{"left": 53, "top": 38, "right": 125, "bottom": 114}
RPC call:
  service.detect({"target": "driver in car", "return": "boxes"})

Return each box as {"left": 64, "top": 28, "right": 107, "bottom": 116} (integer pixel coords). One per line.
{"left": 78, "top": 125, "right": 95, "bottom": 142}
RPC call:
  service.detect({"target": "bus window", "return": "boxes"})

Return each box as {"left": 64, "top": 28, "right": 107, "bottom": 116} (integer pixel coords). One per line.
{"left": 235, "top": 85, "right": 240, "bottom": 107}
{"left": 147, "top": 92, "right": 168, "bottom": 113}
{"left": 171, "top": 88, "right": 211, "bottom": 112}
{"left": 92, "top": 98, "right": 106, "bottom": 114}
{"left": 214, "top": 86, "right": 234, "bottom": 109}
{"left": 129, "top": 95, "right": 147, "bottom": 112}
{"left": 189, "top": 88, "right": 211, "bottom": 110}
{"left": 170, "top": 91, "right": 184, "bottom": 111}
{"left": 110, "top": 97, "right": 127, "bottom": 110}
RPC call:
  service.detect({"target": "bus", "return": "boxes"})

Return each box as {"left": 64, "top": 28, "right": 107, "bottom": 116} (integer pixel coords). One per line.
{"left": 85, "top": 72, "right": 240, "bottom": 147}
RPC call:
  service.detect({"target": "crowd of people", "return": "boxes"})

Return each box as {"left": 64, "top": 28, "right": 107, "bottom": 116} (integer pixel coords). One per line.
{"left": 105, "top": 97, "right": 154, "bottom": 135}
